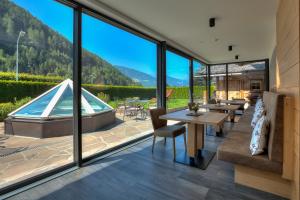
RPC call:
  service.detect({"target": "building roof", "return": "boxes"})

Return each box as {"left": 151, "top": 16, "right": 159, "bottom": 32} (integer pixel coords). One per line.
{"left": 197, "top": 62, "right": 265, "bottom": 75}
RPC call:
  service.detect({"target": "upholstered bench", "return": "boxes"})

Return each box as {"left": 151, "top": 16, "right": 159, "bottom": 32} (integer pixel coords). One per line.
{"left": 217, "top": 92, "right": 292, "bottom": 198}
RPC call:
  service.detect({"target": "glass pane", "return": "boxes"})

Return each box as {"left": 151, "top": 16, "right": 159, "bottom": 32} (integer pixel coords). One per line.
{"left": 82, "top": 90, "right": 111, "bottom": 113}
{"left": 0, "top": 0, "right": 74, "bottom": 188}
{"left": 13, "top": 86, "right": 60, "bottom": 117}
{"left": 228, "top": 61, "right": 265, "bottom": 105}
{"left": 81, "top": 13, "right": 157, "bottom": 158}
{"left": 209, "top": 65, "right": 227, "bottom": 100}
{"left": 50, "top": 86, "right": 73, "bottom": 117}
{"left": 166, "top": 51, "right": 190, "bottom": 111}
{"left": 193, "top": 60, "right": 207, "bottom": 104}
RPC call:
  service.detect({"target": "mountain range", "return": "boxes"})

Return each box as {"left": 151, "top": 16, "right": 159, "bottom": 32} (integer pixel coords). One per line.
{"left": 115, "top": 65, "right": 189, "bottom": 87}
{"left": 0, "top": 0, "right": 136, "bottom": 86}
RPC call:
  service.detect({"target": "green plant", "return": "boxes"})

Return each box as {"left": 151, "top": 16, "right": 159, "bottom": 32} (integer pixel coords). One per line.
{"left": 0, "top": 97, "right": 31, "bottom": 121}
{"left": 97, "top": 92, "right": 110, "bottom": 103}
{"left": 0, "top": 72, "right": 64, "bottom": 82}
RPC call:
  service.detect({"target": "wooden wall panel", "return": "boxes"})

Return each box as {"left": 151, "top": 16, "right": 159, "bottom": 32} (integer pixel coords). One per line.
{"left": 276, "top": 0, "right": 299, "bottom": 199}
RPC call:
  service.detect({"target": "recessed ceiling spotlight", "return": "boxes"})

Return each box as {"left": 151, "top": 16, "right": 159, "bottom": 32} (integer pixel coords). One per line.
{"left": 235, "top": 55, "right": 239, "bottom": 60}
{"left": 228, "top": 45, "right": 233, "bottom": 51}
{"left": 209, "top": 18, "right": 215, "bottom": 27}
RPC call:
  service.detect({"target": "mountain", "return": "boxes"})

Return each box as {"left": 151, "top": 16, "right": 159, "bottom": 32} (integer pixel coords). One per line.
{"left": 114, "top": 65, "right": 156, "bottom": 87}
{"left": 0, "top": 0, "right": 137, "bottom": 86}
{"left": 167, "top": 76, "right": 189, "bottom": 87}
{"left": 114, "top": 65, "right": 189, "bottom": 87}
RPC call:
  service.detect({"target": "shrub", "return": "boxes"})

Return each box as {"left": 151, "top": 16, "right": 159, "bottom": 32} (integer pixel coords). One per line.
{"left": 97, "top": 92, "right": 110, "bottom": 103}
{"left": 0, "top": 80, "right": 55, "bottom": 102}
{"left": 0, "top": 97, "right": 31, "bottom": 121}
{"left": 0, "top": 72, "right": 64, "bottom": 82}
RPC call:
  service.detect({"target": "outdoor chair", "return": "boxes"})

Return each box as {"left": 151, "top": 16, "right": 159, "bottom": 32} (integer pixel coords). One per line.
{"left": 149, "top": 108, "right": 186, "bottom": 160}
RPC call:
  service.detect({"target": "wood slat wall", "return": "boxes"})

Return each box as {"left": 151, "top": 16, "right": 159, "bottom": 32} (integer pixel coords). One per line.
{"left": 276, "top": 0, "right": 299, "bottom": 199}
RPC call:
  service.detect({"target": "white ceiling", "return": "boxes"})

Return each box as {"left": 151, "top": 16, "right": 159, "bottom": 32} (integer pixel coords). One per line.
{"left": 79, "top": 0, "right": 278, "bottom": 64}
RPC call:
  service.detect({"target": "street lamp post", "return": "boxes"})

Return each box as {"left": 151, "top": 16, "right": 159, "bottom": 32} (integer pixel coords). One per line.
{"left": 16, "top": 30, "right": 26, "bottom": 81}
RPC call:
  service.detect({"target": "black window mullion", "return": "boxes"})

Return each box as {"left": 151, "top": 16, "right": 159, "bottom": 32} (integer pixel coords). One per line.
{"left": 226, "top": 64, "right": 228, "bottom": 100}
{"left": 189, "top": 59, "right": 194, "bottom": 103}
{"left": 73, "top": 7, "right": 82, "bottom": 167}
{"left": 157, "top": 41, "right": 166, "bottom": 109}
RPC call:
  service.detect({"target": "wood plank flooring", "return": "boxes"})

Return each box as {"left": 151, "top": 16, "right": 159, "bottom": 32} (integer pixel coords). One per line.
{"left": 6, "top": 122, "right": 286, "bottom": 200}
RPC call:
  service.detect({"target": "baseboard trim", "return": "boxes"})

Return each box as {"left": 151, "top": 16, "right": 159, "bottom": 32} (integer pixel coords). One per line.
{"left": 235, "top": 165, "right": 291, "bottom": 199}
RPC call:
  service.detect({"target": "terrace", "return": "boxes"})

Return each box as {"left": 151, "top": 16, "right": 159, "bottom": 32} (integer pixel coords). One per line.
{"left": 0, "top": 0, "right": 299, "bottom": 200}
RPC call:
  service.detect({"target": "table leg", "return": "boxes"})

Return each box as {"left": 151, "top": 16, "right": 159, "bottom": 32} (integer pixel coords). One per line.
{"left": 174, "top": 123, "right": 215, "bottom": 170}
{"left": 187, "top": 123, "right": 204, "bottom": 158}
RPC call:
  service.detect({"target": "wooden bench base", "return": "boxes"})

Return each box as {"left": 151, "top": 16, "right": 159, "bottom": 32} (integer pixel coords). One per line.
{"left": 235, "top": 165, "right": 291, "bottom": 199}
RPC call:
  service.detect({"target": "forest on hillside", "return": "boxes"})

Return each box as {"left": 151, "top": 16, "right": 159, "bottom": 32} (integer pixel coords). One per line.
{"left": 0, "top": 0, "right": 138, "bottom": 86}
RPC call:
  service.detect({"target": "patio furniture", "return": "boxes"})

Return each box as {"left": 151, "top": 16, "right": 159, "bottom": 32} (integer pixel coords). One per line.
{"left": 217, "top": 92, "right": 290, "bottom": 198}
{"left": 118, "top": 98, "right": 149, "bottom": 120}
{"left": 159, "top": 109, "right": 228, "bottom": 169}
{"left": 149, "top": 108, "right": 186, "bottom": 161}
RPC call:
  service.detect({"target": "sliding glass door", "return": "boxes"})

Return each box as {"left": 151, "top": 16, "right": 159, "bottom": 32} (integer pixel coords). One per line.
{"left": 193, "top": 60, "right": 207, "bottom": 104}
{"left": 166, "top": 50, "right": 190, "bottom": 111}
{"left": 81, "top": 13, "right": 157, "bottom": 158}
{"left": 209, "top": 64, "right": 227, "bottom": 100}
{"left": 228, "top": 61, "right": 266, "bottom": 104}
{"left": 0, "top": 0, "right": 74, "bottom": 190}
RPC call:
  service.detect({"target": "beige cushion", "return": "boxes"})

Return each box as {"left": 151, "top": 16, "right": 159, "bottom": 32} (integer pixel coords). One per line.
{"left": 263, "top": 92, "right": 284, "bottom": 162}
{"left": 250, "top": 115, "right": 269, "bottom": 155}
{"left": 154, "top": 125, "right": 186, "bottom": 137}
{"left": 217, "top": 131, "right": 282, "bottom": 174}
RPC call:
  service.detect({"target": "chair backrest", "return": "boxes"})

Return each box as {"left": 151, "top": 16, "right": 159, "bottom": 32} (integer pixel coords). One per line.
{"left": 263, "top": 92, "right": 284, "bottom": 163}
{"left": 149, "top": 108, "right": 167, "bottom": 130}
{"left": 166, "top": 89, "right": 174, "bottom": 98}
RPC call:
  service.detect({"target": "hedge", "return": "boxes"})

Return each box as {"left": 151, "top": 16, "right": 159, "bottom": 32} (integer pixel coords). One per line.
{"left": 0, "top": 97, "right": 31, "bottom": 121}
{"left": 0, "top": 80, "right": 156, "bottom": 102}
{"left": 0, "top": 72, "right": 64, "bottom": 83}
{"left": 0, "top": 80, "right": 212, "bottom": 103}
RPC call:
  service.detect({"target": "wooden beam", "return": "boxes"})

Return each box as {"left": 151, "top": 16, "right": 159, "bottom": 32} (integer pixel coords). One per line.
{"left": 282, "top": 96, "right": 294, "bottom": 180}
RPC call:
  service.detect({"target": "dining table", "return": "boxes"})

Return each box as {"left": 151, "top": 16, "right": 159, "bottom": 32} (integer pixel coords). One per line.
{"left": 200, "top": 103, "right": 241, "bottom": 122}
{"left": 159, "top": 109, "right": 228, "bottom": 169}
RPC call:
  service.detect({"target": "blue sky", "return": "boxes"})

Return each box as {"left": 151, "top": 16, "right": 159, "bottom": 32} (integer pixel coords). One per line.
{"left": 12, "top": 0, "right": 191, "bottom": 82}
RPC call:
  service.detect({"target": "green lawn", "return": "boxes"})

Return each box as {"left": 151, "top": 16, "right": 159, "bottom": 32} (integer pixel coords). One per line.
{"left": 167, "top": 99, "right": 189, "bottom": 110}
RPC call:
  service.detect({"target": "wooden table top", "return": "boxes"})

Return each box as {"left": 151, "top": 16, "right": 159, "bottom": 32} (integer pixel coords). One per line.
{"left": 159, "top": 109, "right": 229, "bottom": 126}
{"left": 220, "top": 100, "right": 247, "bottom": 105}
{"left": 200, "top": 104, "right": 241, "bottom": 111}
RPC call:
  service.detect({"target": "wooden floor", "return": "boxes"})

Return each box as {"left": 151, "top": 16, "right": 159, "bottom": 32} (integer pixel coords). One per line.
{"left": 6, "top": 123, "right": 285, "bottom": 200}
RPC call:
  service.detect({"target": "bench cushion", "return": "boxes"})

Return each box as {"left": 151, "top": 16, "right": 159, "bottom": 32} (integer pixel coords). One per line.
{"left": 230, "top": 109, "right": 253, "bottom": 134}
{"left": 263, "top": 92, "right": 284, "bottom": 162}
{"left": 218, "top": 131, "right": 282, "bottom": 174}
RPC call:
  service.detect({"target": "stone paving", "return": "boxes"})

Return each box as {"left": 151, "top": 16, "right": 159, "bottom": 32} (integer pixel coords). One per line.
{"left": 0, "top": 114, "right": 153, "bottom": 188}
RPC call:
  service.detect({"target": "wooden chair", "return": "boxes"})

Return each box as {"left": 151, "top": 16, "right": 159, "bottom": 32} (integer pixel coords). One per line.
{"left": 149, "top": 108, "right": 186, "bottom": 160}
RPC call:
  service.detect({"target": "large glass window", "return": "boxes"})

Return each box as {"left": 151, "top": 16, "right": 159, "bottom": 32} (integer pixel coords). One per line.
{"left": 193, "top": 60, "right": 207, "bottom": 104}
{"left": 0, "top": 0, "right": 74, "bottom": 189}
{"left": 228, "top": 61, "right": 266, "bottom": 104}
{"left": 166, "top": 51, "right": 190, "bottom": 111}
{"left": 81, "top": 13, "right": 157, "bottom": 158}
{"left": 209, "top": 65, "right": 227, "bottom": 100}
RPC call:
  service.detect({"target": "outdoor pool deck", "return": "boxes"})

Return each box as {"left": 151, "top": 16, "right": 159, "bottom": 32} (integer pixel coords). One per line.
{"left": 0, "top": 114, "right": 153, "bottom": 189}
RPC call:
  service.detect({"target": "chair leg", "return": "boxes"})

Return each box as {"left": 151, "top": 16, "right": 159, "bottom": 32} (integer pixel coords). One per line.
{"left": 172, "top": 137, "right": 176, "bottom": 161}
{"left": 152, "top": 135, "right": 156, "bottom": 153}
{"left": 164, "top": 137, "right": 166, "bottom": 145}
{"left": 183, "top": 132, "right": 187, "bottom": 151}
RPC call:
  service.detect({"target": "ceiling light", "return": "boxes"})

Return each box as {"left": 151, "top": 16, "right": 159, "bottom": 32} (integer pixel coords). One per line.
{"left": 209, "top": 18, "right": 215, "bottom": 27}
